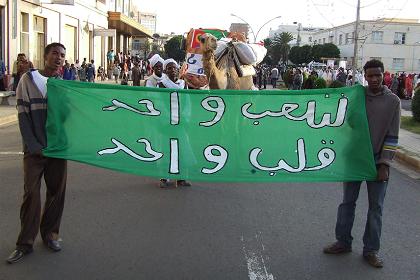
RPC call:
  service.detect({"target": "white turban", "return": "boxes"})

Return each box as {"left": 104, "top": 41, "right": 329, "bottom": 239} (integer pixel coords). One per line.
{"left": 149, "top": 54, "right": 164, "bottom": 67}
{"left": 163, "top": 58, "right": 179, "bottom": 70}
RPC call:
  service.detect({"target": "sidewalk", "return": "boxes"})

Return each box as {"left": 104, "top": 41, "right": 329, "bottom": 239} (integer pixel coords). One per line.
{"left": 1, "top": 91, "right": 419, "bottom": 172}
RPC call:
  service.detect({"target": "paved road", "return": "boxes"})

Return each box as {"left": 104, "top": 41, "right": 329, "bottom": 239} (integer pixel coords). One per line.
{"left": 0, "top": 123, "right": 419, "bottom": 280}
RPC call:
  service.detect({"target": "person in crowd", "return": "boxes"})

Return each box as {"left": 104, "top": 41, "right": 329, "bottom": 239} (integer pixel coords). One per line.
{"left": 97, "top": 66, "right": 105, "bottom": 81}
{"left": 145, "top": 54, "right": 164, "bottom": 87}
{"left": 405, "top": 74, "right": 413, "bottom": 99}
{"left": 303, "top": 70, "right": 318, "bottom": 89}
{"left": 7, "top": 43, "right": 68, "bottom": 264}
{"left": 270, "top": 66, "right": 279, "bottom": 88}
{"left": 90, "top": 60, "right": 96, "bottom": 81}
{"left": 0, "top": 58, "right": 6, "bottom": 91}
{"left": 336, "top": 67, "right": 347, "bottom": 85}
{"left": 107, "top": 49, "right": 115, "bottom": 67}
{"left": 292, "top": 68, "right": 303, "bottom": 90}
{"left": 390, "top": 74, "right": 399, "bottom": 95}
{"left": 86, "top": 63, "right": 95, "bottom": 83}
{"left": 157, "top": 58, "right": 191, "bottom": 188}
{"left": 112, "top": 64, "right": 121, "bottom": 84}
{"left": 346, "top": 75, "right": 354, "bottom": 87}
{"left": 397, "top": 73, "right": 406, "bottom": 99}
{"left": 131, "top": 61, "right": 141, "bottom": 86}
{"left": 62, "top": 62, "right": 73, "bottom": 80}
{"left": 383, "top": 71, "right": 392, "bottom": 88}
{"left": 14, "top": 54, "right": 34, "bottom": 90}
{"left": 323, "top": 59, "right": 400, "bottom": 269}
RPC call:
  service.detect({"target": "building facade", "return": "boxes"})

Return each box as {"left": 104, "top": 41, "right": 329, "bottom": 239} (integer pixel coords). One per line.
{"left": 0, "top": 0, "right": 152, "bottom": 78}
{"left": 311, "top": 18, "right": 420, "bottom": 73}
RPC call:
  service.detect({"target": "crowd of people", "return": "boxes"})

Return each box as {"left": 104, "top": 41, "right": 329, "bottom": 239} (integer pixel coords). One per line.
{"left": 254, "top": 64, "right": 419, "bottom": 98}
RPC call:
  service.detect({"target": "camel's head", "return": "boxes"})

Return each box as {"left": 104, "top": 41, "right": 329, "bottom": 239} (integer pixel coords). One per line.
{"left": 199, "top": 33, "right": 218, "bottom": 52}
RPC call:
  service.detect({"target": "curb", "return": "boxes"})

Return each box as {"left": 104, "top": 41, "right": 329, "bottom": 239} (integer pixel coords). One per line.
{"left": 0, "top": 114, "right": 17, "bottom": 126}
{"left": 395, "top": 149, "right": 420, "bottom": 172}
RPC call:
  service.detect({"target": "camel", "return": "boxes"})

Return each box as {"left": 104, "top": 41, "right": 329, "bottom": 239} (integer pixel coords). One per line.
{"left": 199, "top": 33, "right": 254, "bottom": 90}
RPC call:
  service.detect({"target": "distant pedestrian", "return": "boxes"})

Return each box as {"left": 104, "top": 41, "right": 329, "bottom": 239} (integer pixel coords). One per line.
{"left": 270, "top": 66, "right": 279, "bottom": 88}
{"left": 0, "top": 58, "right": 6, "bottom": 90}
{"left": 131, "top": 62, "right": 141, "bottom": 86}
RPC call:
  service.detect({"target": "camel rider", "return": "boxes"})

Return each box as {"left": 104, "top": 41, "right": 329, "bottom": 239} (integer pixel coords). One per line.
{"left": 145, "top": 54, "right": 164, "bottom": 87}
{"left": 157, "top": 59, "right": 191, "bottom": 188}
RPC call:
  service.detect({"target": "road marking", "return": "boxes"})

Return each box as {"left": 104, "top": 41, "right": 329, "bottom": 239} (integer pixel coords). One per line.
{"left": 241, "top": 232, "right": 275, "bottom": 280}
{"left": 0, "top": 151, "right": 23, "bottom": 155}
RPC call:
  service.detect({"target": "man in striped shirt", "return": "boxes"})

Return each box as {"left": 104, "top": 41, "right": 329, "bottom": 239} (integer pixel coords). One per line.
{"left": 323, "top": 59, "right": 401, "bottom": 268}
{"left": 7, "top": 43, "right": 67, "bottom": 264}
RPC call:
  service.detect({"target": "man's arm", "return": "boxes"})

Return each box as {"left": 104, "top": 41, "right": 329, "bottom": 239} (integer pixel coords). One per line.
{"left": 376, "top": 101, "right": 401, "bottom": 180}
{"left": 16, "top": 75, "right": 44, "bottom": 154}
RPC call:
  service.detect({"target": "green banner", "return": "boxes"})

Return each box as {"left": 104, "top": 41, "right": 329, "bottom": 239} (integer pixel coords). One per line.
{"left": 44, "top": 79, "right": 376, "bottom": 182}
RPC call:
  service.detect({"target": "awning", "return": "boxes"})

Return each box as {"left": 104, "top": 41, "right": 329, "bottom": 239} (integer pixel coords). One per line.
{"left": 108, "top": 12, "right": 153, "bottom": 38}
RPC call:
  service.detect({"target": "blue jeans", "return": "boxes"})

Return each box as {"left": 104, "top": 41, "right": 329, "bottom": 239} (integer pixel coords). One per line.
{"left": 335, "top": 180, "right": 388, "bottom": 254}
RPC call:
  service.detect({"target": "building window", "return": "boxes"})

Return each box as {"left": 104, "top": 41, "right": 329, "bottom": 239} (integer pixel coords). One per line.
{"left": 314, "top": 40, "right": 317, "bottom": 44}
{"left": 371, "top": 31, "right": 383, "bottom": 43}
{"left": 33, "top": 16, "right": 46, "bottom": 69}
{"left": 323, "top": 38, "right": 326, "bottom": 44}
{"left": 309, "top": 36, "right": 312, "bottom": 42}
{"left": 345, "top": 33, "right": 349, "bottom": 44}
{"left": 20, "top": 13, "right": 29, "bottom": 56}
{"left": 392, "top": 58, "right": 405, "bottom": 70}
{"left": 339, "top": 34, "right": 343, "bottom": 45}
{"left": 328, "top": 35, "right": 333, "bottom": 43}
{"left": 132, "top": 39, "right": 141, "bottom": 51}
{"left": 394, "top": 32, "right": 406, "bottom": 44}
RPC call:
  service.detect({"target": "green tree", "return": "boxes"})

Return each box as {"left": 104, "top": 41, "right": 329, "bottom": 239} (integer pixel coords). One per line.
{"left": 289, "top": 46, "right": 300, "bottom": 65}
{"left": 300, "top": 45, "right": 313, "bottom": 64}
{"left": 412, "top": 88, "right": 420, "bottom": 122}
{"left": 320, "top": 43, "right": 340, "bottom": 59}
{"left": 311, "top": 44, "right": 323, "bottom": 61}
{"left": 272, "top": 32, "right": 294, "bottom": 64}
{"left": 311, "top": 43, "right": 340, "bottom": 61}
{"left": 262, "top": 38, "right": 274, "bottom": 65}
{"left": 164, "top": 35, "right": 186, "bottom": 62}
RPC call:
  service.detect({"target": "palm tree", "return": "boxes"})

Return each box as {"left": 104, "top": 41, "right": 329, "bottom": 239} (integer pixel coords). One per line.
{"left": 272, "top": 32, "right": 294, "bottom": 64}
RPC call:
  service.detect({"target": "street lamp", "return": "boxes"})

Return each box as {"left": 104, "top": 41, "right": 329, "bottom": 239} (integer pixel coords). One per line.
{"left": 230, "top": 14, "right": 281, "bottom": 43}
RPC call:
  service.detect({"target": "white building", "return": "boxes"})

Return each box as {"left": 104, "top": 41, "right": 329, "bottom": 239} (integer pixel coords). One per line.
{"left": 312, "top": 18, "right": 420, "bottom": 73}
{"left": 0, "top": 0, "right": 152, "bottom": 77}
{"left": 269, "top": 24, "right": 325, "bottom": 46}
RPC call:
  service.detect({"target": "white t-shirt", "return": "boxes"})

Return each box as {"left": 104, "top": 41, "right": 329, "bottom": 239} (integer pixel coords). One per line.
{"left": 32, "top": 70, "right": 48, "bottom": 98}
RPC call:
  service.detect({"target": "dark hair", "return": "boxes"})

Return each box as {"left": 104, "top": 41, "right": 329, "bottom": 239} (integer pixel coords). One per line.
{"left": 363, "top": 59, "right": 384, "bottom": 73}
{"left": 44, "top": 43, "right": 66, "bottom": 56}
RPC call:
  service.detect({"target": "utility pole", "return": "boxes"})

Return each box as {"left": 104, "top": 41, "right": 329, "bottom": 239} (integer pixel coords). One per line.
{"left": 352, "top": 0, "right": 361, "bottom": 84}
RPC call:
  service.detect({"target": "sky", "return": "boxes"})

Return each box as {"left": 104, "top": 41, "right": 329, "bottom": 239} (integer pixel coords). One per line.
{"left": 133, "top": 0, "right": 420, "bottom": 39}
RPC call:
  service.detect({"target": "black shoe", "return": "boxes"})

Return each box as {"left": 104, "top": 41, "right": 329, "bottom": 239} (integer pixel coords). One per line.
{"left": 176, "top": 180, "right": 191, "bottom": 187}
{"left": 363, "top": 252, "right": 383, "bottom": 268}
{"left": 323, "top": 242, "right": 352, "bottom": 254}
{"left": 45, "top": 240, "right": 61, "bottom": 252}
{"left": 6, "top": 249, "right": 32, "bottom": 264}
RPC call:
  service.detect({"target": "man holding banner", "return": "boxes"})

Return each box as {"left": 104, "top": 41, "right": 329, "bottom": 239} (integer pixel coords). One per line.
{"left": 323, "top": 60, "right": 401, "bottom": 268}
{"left": 7, "top": 43, "right": 68, "bottom": 264}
